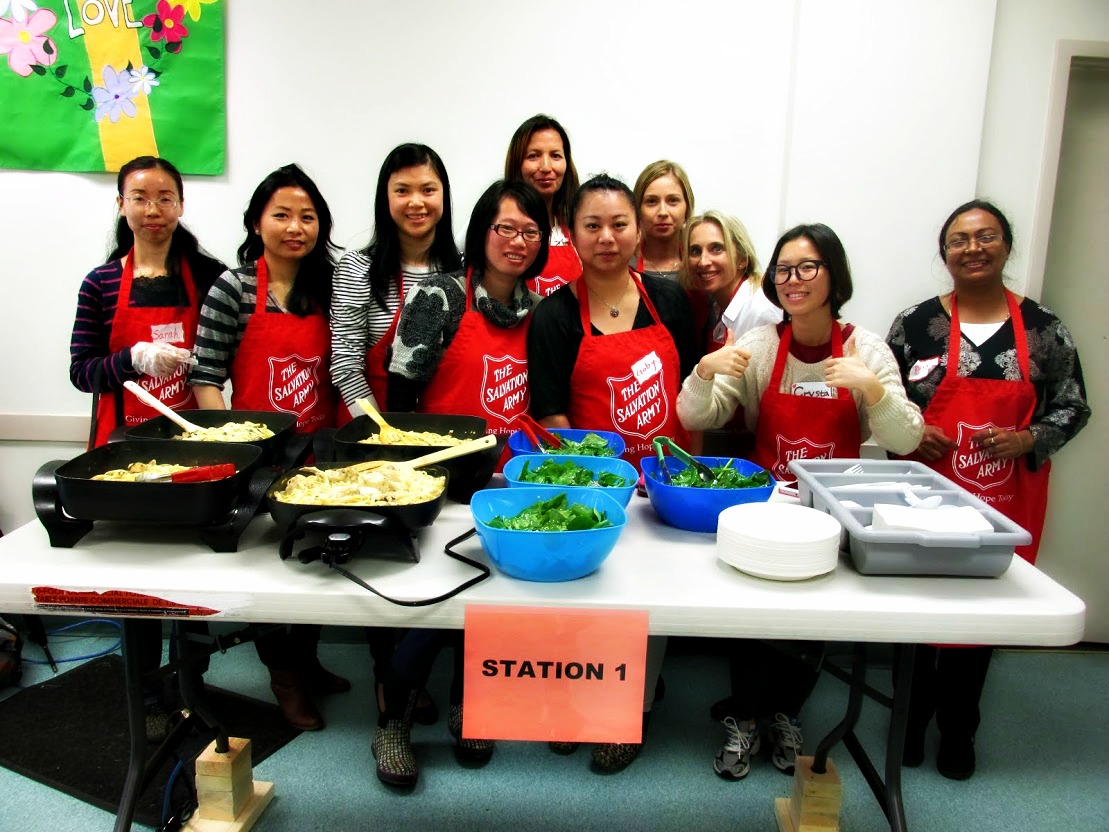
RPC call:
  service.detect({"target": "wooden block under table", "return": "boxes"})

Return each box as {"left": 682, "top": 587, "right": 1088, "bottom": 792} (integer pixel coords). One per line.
{"left": 775, "top": 756, "right": 843, "bottom": 832}
{"left": 776, "top": 797, "right": 841, "bottom": 832}
{"left": 184, "top": 781, "right": 274, "bottom": 832}
{"left": 198, "top": 774, "right": 255, "bottom": 821}
{"left": 792, "top": 756, "right": 843, "bottom": 801}
{"left": 195, "top": 737, "right": 253, "bottom": 781}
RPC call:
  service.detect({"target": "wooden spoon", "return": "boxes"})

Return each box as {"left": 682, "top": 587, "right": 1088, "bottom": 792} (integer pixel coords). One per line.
{"left": 355, "top": 398, "right": 406, "bottom": 444}
{"left": 339, "top": 434, "right": 498, "bottom": 474}
{"left": 124, "top": 380, "right": 203, "bottom": 434}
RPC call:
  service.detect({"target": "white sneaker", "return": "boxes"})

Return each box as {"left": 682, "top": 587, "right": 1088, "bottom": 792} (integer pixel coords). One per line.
{"left": 714, "top": 717, "right": 760, "bottom": 780}
{"left": 769, "top": 713, "right": 803, "bottom": 774}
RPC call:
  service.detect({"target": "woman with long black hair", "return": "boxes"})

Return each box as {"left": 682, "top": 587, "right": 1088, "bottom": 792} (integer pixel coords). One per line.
{"left": 189, "top": 164, "right": 349, "bottom": 730}
{"left": 330, "top": 144, "right": 462, "bottom": 421}
{"left": 69, "top": 155, "right": 225, "bottom": 448}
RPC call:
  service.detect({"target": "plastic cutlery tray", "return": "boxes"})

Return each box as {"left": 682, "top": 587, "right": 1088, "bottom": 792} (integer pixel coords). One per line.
{"left": 788, "top": 459, "right": 1031, "bottom": 577}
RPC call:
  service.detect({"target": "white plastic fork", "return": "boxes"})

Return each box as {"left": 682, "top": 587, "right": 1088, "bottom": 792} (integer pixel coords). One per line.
{"left": 843, "top": 463, "right": 864, "bottom": 475}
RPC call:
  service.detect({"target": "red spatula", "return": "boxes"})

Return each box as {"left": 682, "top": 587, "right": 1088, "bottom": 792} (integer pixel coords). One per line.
{"left": 134, "top": 463, "right": 237, "bottom": 483}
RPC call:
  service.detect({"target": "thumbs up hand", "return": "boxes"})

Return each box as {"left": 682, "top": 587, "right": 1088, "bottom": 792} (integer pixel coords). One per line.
{"left": 695, "top": 327, "right": 751, "bottom": 381}
{"left": 825, "top": 337, "right": 884, "bottom": 404}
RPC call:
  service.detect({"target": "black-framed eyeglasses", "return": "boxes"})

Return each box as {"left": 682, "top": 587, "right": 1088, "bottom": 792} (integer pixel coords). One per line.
{"left": 944, "top": 233, "right": 1001, "bottom": 253}
{"left": 771, "top": 260, "right": 824, "bottom": 284}
{"left": 490, "top": 224, "right": 543, "bottom": 243}
{"left": 125, "top": 195, "right": 179, "bottom": 210}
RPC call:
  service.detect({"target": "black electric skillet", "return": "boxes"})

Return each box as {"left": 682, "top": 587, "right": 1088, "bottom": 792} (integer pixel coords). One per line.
{"left": 52, "top": 439, "right": 263, "bottom": 524}
{"left": 332, "top": 413, "right": 500, "bottom": 502}
{"left": 126, "top": 409, "right": 300, "bottom": 467}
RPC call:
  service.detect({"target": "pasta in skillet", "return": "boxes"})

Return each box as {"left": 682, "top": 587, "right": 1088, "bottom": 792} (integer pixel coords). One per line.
{"left": 358, "top": 430, "right": 465, "bottom": 447}
{"left": 92, "top": 460, "right": 190, "bottom": 481}
{"left": 174, "top": 421, "right": 275, "bottom": 442}
{"left": 271, "top": 464, "right": 445, "bottom": 505}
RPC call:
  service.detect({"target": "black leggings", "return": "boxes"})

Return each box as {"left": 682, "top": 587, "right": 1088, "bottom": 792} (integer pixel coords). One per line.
{"left": 902, "top": 645, "right": 993, "bottom": 739}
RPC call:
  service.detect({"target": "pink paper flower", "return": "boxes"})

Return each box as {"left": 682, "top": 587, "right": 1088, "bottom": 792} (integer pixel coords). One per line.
{"left": 142, "top": 0, "right": 189, "bottom": 45}
{"left": 0, "top": 7, "right": 58, "bottom": 77}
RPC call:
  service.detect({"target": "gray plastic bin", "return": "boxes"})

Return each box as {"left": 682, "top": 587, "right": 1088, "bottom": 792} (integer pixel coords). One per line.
{"left": 788, "top": 459, "right": 1031, "bottom": 577}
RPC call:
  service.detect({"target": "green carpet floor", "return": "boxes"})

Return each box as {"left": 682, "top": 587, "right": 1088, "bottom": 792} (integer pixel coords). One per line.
{"left": 1, "top": 632, "right": 1106, "bottom": 831}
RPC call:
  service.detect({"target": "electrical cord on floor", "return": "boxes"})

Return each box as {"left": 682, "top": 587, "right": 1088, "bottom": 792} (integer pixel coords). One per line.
{"left": 21, "top": 618, "right": 122, "bottom": 666}
{"left": 158, "top": 751, "right": 198, "bottom": 831}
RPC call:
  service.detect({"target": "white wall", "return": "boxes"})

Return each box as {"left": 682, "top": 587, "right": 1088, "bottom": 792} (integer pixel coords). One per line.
{"left": 1, "top": 0, "right": 997, "bottom": 528}
{"left": 977, "top": 0, "right": 1109, "bottom": 296}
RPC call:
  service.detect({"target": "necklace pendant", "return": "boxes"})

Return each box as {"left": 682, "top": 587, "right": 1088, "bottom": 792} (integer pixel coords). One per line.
{"left": 609, "top": 307, "right": 620, "bottom": 318}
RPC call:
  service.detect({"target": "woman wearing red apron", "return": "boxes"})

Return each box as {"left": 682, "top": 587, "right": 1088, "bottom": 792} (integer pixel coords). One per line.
{"left": 330, "top": 144, "right": 463, "bottom": 424}
{"left": 68, "top": 155, "right": 225, "bottom": 740}
{"left": 504, "top": 114, "right": 582, "bottom": 296}
{"left": 528, "top": 174, "right": 698, "bottom": 773}
{"left": 887, "top": 200, "right": 1091, "bottom": 780}
{"left": 69, "top": 156, "right": 224, "bottom": 449}
{"left": 678, "top": 223, "right": 923, "bottom": 782}
{"left": 190, "top": 164, "right": 348, "bottom": 732}
{"left": 370, "top": 180, "right": 549, "bottom": 787}
{"left": 680, "top": 211, "right": 782, "bottom": 457}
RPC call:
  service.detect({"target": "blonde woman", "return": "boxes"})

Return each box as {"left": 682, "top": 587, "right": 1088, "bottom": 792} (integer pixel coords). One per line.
{"left": 632, "top": 160, "right": 695, "bottom": 281}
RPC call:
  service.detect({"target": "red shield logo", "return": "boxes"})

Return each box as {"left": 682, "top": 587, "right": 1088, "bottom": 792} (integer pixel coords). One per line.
{"left": 531, "top": 276, "right": 567, "bottom": 297}
{"left": 951, "top": 422, "right": 1016, "bottom": 491}
{"left": 267, "top": 354, "right": 321, "bottom": 417}
{"left": 607, "top": 367, "right": 669, "bottom": 441}
{"left": 481, "top": 354, "right": 529, "bottom": 425}
{"left": 772, "top": 436, "right": 836, "bottom": 481}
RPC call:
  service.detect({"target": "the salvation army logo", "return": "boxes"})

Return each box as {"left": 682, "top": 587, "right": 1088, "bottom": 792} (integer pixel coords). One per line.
{"left": 531, "top": 276, "right": 567, "bottom": 297}
{"left": 268, "top": 354, "right": 321, "bottom": 417}
{"left": 952, "top": 421, "right": 1015, "bottom": 491}
{"left": 607, "top": 366, "right": 668, "bottom": 440}
{"left": 772, "top": 436, "right": 836, "bottom": 481}
{"left": 481, "top": 354, "right": 528, "bottom": 424}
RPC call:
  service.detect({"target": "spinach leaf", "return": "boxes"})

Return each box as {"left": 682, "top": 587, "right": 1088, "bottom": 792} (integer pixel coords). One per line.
{"left": 547, "top": 432, "right": 616, "bottom": 457}
{"left": 669, "top": 459, "right": 771, "bottom": 489}
{"left": 487, "top": 493, "right": 614, "bottom": 531}
{"left": 518, "top": 459, "right": 630, "bottom": 488}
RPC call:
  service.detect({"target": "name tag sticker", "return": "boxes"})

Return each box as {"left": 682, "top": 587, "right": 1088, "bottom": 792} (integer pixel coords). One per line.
{"left": 151, "top": 322, "right": 185, "bottom": 343}
{"left": 908, "top": 356, "right": 941, "bottom": 382}
{"left": 631, "top": 351, "right": 663, "bottom": 385}
{"left": 463, "top": 606, "right": 648, "bottom": 743}
{"left": 791, "top": 381, "right": 837, "bottom": 398}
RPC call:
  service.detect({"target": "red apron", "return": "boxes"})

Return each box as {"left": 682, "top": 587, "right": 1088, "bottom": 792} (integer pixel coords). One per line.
{"left": 752, "top": 322, "right": 861, "bottom": 482}
{"left": 906, "top": 291, "right": 1048, "bottom": 563}
{"left": 527, "top": 226, "right": 581, "bottom": 297}
{"left": 229, "top": 257, "right": 337, "bottom": 434}
{"left": 567, "top": 269, "right": 690, "bottom": 470}
{"left": 416, "top": 269, "right": 530, "bottom": 470}
{"left": 335, "top": 274, "right": 404, "bottom": 428}
{"left": 94, "top": 254, "right": 198, "bottom": 447}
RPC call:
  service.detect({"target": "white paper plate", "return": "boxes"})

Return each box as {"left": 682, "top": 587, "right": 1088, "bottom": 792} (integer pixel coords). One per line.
{"left": 716, "top": 503, "right": 842, "bottom": 580}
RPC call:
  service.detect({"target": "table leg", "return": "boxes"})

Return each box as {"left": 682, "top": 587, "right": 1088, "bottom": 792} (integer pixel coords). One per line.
{"left": 813, "top": 642, "right": 914, "bottom": 832}
{"left": 113, "top": 619, "right": 147, "bottom": 832}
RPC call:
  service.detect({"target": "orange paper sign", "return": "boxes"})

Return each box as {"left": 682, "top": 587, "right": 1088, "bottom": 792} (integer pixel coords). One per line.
{"left": 463, "top": 605, "right": 649, "bottom": 743}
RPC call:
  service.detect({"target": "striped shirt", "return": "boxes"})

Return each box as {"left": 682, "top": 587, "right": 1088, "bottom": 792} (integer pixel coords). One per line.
{"left": 189, "top": 264, "right": 287, "bottom": 389}
{"left": 69, "top": 260, "right": 187, "bottom": 392}
{"left": 329, "top": 248, "right": 440, "bottom": 409}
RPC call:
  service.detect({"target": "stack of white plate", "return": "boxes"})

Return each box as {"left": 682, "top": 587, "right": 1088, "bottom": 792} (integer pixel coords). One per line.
{"left": 716, "top": 503, "right": 842, "bottom": 581}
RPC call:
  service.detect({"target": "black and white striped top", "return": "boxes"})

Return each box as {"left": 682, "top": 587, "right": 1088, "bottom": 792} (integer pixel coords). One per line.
{"left": 329, "top": 248, "right": 440, "bottom": 409}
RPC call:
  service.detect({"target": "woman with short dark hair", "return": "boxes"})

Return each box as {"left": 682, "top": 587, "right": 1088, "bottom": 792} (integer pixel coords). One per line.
{"left": 678, "top": 222, "right": 922, "bottom": 782}
{"left": 887, "top": 199, "right": 1090, "bottom": 779}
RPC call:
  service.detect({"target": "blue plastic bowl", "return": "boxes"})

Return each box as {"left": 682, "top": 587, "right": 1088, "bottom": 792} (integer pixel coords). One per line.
{"left": 469, "top": 486, "right": 627, "bottom": 582}
{"left": 640, "top": 456, "right": 775, "bottom": 533}
{"left": 502, "top": 454, "right": 638, "bottom": 509}
{"left": 506, "top": 428, "right": 626, "bottom": 459}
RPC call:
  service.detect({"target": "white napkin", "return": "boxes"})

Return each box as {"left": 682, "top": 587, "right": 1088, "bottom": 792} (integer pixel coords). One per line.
{"left": 871, "top": 503, "right": 992, "bottom": 534}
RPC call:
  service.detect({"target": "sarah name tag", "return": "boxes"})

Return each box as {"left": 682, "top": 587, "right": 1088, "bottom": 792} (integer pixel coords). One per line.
{"left": 908, "top": 356, "right": 941, "bottom": 381}
{"left": 791, "top": 381, "right": 837, "bottom": 398}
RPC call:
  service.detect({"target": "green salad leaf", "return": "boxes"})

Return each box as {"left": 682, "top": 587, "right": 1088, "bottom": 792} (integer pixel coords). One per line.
{"left": 669, "top": 459, "right": 772, "bottom": 489}
{"left": 487, "top": 493, "right": 613, "bottom": 531}
{"left": 518, "top": 459, "right": 630, "bottom": 488}
{"left": 546, "top": 432, "right": 616, "bottom": 457}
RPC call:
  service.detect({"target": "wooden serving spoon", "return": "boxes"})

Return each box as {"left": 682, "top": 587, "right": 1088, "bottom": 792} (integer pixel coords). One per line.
{"left": 336, "top": 434, "right": 498, "bottom": 474}
{"left": 355, "top": 398, "right": 406, "bottom": 444}
{"left": 124, "top": 380, "right": 203, "bottom": 434}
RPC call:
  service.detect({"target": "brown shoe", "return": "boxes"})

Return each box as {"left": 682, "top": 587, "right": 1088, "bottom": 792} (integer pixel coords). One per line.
{"left": 269, "top": 669, "right": 324, "bottom": 731}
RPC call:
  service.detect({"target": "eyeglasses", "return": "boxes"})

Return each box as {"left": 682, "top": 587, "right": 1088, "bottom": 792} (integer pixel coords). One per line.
{"left": 125, "top": 195, "right": 179, "bottom": 210}
{"left": 490, "top": 223, "right": 543, "bottom": 243}
{"left": 771, "top": 260, "right": 824, "bottom": 284}
{"left": 944, "top": 233, "right": 1001, "bottom": 253}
